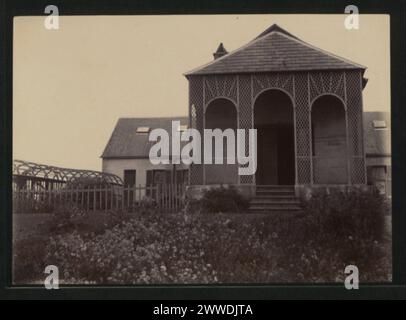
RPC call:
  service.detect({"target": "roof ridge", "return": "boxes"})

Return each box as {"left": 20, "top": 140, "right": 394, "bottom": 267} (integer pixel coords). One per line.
{"left": 184, "top": 27, "right": 278, "bottom": 76}
{"left": 253, "top": 23, "right": 300, "bottom": 41}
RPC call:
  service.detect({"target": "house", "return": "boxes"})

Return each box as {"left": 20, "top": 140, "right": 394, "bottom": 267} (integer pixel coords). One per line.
{"left": 102, "top": 24, "right": 391, "bottom": 208}
{"left": 101, "top": 111, "right": 391, "bottom": 197}
{"left": 184, "top": 24, "right": 369, "bottom": 199}
{"left": 101, "top": 117, "right": 189, "bottom": 190}
{"left": 364, "top": 112, "right": 391, "bottom": 197}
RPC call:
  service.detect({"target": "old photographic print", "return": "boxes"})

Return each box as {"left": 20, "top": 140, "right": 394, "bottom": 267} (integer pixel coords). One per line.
{"left": 12, "top": 13, "right": 391, "bottom": 286}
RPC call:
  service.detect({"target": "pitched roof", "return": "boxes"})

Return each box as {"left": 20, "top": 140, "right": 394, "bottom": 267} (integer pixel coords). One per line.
{"left": 101, "top": 117, "right": 188, "bottom": 159}
{"left": 185, "top": 24, "right": 365, "bottom": 76}
{"left": 364, "top": 111, "right": 391, "bottom": 156}
{"left": 102, "top": 113, "right": 390, "bottom": 160}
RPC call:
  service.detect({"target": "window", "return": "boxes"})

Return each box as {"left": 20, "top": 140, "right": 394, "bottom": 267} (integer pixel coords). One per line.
{"left": 136, "top": 126, "right": 150, "bottom": 133}
{"left": 146, "top": 169, "right": 171, "bottom": 197}
{"left": 123, "top": 170, "right": 136, "bottom": 206}
{"left": 176, "top": 169, "right": 189, "bottom": 184}
{"left": 123, "top": 170, "right": 136, "bottom": 187}
{"left": 372, "top": 120, "right": 387, "bottom": 130}
{"left": 177, "top": 124, "right": 188, "bottom": 132}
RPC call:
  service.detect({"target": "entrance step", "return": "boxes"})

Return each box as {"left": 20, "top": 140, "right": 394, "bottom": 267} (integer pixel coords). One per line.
{"left": 249, "top": 185, "right": 302, "bottom": 213}
{"left": 250, "top": 198, "right": 301, "bottom": 205}
{"left": 249, "top": 205, "right": 303, "bottom": 212}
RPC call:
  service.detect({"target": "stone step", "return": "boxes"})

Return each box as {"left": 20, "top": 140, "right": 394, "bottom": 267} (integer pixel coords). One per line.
{"left": 256, "top": 185, "right": 295, "bottom": 192}
{"left": 254, "top": 195, "right": 297, "bottom": 200}
{"left": 250, "top": 198, "right": 301, "bottom": 205}
{"left": 249, "top": 205, "right": 302, "bottom": 212}
{"left": 250, "top": 185, "right": 301, "bottom": 213}
{"left": 256, "top": 190, "right": 296, "bottom": 196}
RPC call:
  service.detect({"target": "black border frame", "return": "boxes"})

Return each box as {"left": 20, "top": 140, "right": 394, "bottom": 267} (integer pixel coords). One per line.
{"left": 1, "top": 0, "right": 406, "bottom": 300}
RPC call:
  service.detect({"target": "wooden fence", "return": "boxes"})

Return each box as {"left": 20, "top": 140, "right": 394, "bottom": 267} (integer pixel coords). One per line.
{"left": 12, "top": 183, "right": 187, "bottom": 214}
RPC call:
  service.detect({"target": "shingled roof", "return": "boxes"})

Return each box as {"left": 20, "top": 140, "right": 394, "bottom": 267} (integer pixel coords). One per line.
{"left": 101, "top": 117, "right": 188, "bottom": 159}
{"left": 185, "top": 24, "right": 365, "bottom": 76}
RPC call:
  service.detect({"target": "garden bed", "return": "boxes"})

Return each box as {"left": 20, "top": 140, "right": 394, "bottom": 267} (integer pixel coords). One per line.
{"left": 13, "top": 193, "right": 392, "bottom": 284}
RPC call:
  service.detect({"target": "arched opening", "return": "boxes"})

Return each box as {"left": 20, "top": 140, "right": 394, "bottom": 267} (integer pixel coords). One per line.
{"left": 205, "top": 98, "right": 238, "bottom": 184}
{"left": 254, "top": 89, "right": 295, "bottom": 185}
{"left": 311, "top": 95, "right": 347, "bottom": 184}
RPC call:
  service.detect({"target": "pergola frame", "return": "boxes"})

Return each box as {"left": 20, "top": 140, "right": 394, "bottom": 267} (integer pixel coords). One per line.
{"left": 13, "top": 159, "right": 123, "bottom": 190}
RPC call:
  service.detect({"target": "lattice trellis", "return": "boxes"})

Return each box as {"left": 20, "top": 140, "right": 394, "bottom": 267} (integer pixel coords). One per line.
{"left": 190, "top": 104, "right": 197, "bottom": 130}
{"left": 238, "top": 74, "right": 254, "bottom": 184}
{"left": 294, "top": 73, "right": 311, "bottom": 184}
{"left": 188, "top": 76, "right": 204, "bottom": 185}
{"left": 346, "top": 70, "right": 366, "bottom": 184}
{"left": 309, "top": 72, "right": 345, "bottom": 103}
{"left": 187, "top": 69, "right": 366, "bottom": 187}
{"left": 204, "top": 75, "right": 238, "bottom": 108}
{"left": 252, "top": 73, "right": 294, "bottom": 100}
{"left": 351, "top": 157, "right": 366, "bottom": 184}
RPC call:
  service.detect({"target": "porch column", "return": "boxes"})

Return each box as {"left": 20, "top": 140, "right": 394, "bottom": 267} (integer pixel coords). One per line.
{"left": 293, "top": 73, "right": 312, "bottom": 185}
{"left": 188, "top": 76, "right": 204, "bottom": 185}
{"left": 238, "top": 74, "right": 254, "bottom": 185}
{"left": 345, "top": 70, "right": 367, "bottom": 185}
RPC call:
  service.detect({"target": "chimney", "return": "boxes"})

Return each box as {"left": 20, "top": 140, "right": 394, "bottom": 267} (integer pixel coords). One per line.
{"left": 213, "top": 43, "right": 228, "bottom": 60}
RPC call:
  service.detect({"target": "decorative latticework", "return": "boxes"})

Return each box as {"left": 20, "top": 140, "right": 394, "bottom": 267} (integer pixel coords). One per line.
{"left": 294, "top": 73, "right": 311, "bottom": 184}
{"left": 252, "top": 73, "right": 294, "bottom": 100}
{"left": 13, "top": 159, "right": 123, "bottom": 186}
{"left": 345, "top": 70, "right": 366, "bottom": 184}
{"left": 187, "top": 69, "right": 366, "bottom": 187}
{"left": 309, "top": 72, "right": 345, "bottom": 103}
{"left": 190, "top": 104, "right": 197, "bottom": 130}
{"left": 204, "top": 75, "right": 238, "bottom": 107}
{"left": 188, "top": 76, "right": 204, "bottom": 185}
{"left": 239, "top": 74, "right": 254, "bottom": 184}
{"left": 205, "top": 164, "right": 239, "bottom": 185}
{"left": 351, "top": 157, "right": 366, "bottom": 184}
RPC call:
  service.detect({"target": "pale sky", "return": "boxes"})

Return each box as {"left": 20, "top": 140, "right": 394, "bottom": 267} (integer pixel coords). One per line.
{"left": 13, "top": 14, "right": 390, "bottom": 171}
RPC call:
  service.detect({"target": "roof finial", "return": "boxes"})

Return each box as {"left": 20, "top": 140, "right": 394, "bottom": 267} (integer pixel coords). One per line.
{"left": 213, "top": 43, "right": 228, "bottom": 60}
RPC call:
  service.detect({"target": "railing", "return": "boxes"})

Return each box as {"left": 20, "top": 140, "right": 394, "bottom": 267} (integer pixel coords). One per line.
{"left": 12, "top": 183, "right": 187, "bottom": 214}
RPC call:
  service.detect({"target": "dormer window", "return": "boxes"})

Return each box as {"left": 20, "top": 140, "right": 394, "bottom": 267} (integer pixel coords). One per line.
{"left": 373, "top": 120, "right": 387, "bottom": 130}
{"left": 177, "top": 124, "right": 188, "bottom": 132}
{"left": 136, "top": 126, "right": 150, "bottom": 133}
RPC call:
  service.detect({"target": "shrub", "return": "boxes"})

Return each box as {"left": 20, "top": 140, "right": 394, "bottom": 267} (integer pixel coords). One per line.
{"left": 303, "top": 190, "right": 388, "bottom": 242}
{"left": 39, "top": 211, "right": 391, "bottom": 284}
{"left": 13, "top": 237, "right": 48, "bottom": 284}
{"left": 44, "top": 202, "right": 124, "bottom": 236}
{"left": 297, "top": 190, "right": 390, "bottom": 278}
{"left": 187, "top": 186, "right": 250, "bottom": 214}
{"left": 13, "top": 190, "right": 391, "bottom": 284}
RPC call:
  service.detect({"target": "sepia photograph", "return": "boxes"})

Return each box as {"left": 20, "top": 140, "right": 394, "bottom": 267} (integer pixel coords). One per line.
{"left": 11, "top": 13, "right": 392, "bottom": 287}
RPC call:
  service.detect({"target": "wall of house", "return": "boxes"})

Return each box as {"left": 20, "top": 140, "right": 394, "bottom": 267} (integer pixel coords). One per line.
{"left": 102, "top": 158, "right": 188, "bottom": 186}
{"left": 366, "top": 156, "right": 391, "bottom": 197}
